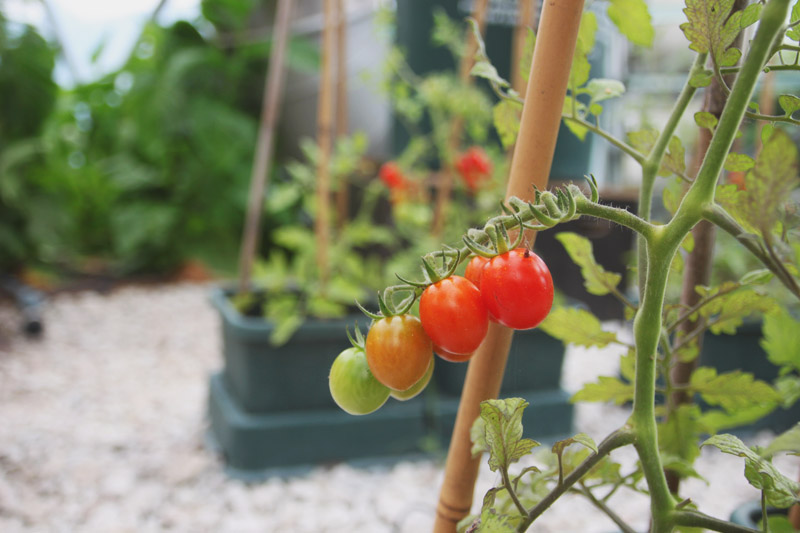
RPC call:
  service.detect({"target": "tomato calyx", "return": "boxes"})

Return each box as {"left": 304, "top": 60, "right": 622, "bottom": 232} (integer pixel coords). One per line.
{"left": 356, "top": 284, "right": 418, "bottom": 320}
{"left": 463, "top": 211, "right": 525, "bottom": 258}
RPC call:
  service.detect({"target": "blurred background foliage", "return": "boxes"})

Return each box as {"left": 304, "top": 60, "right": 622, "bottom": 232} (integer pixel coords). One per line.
{"left": 0, "top": 0, "right": 319, "bottom": 278}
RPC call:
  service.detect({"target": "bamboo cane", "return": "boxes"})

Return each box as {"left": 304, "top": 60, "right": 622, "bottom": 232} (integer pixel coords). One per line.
{"left": 431, "top": 0, "right": 490, "bottom": 237}
{"left": 432, "top": 1, "right": 585, "bottom": 531}
{"left": 315, "top": 0, "right": 337, "bottom": 287}
{"left": 334, "top": 0, "right": 350, "bottom": 229}
{"left": 237, "top": 0, "right": 294, "bottom": 293}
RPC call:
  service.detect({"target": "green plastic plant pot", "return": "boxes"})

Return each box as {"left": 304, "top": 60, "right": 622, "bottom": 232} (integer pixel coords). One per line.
{"left": 211, "top": 287, "right": 363, "bottom": 413}
{"left": 208, "top": 372, "right": 431, "bottom": 475}
{"left": 433, "top": 328, "right": 565, "bottom": 397}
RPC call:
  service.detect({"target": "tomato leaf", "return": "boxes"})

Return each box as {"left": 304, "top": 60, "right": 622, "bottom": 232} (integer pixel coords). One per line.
{"left": 689, "top": 68, "right": 713, "bottom": 88}
{"left": 659, "top": 405, "right": 703, "bottom": 465}
{"left": 694, "top": 111, "right": 718, "bottom": 131}
{"left": 680, "top": 0, "right": 748, "bottom": 66}
{"left": 493, "top": 99, "right": 522, "bottom": 150}
{"left": 695, "top": 287, "right": 778, "bottom": 334}
{"left": 472, "top": 398, "right": 540, "bottom": 472}
{"left": 552, "top": 432, "right": 598, "bottom": 460}
{"left": 569, "top": 12, "right": 598, "bottom": 89}
{"left": 698, "top": 404, "right": 778, "bottom": 434}
{"left": 702, "top": 434, "right": 800, "bottom": 508}
{"left": 607, "top": 0, "right": 655, "bottom": 47}
{"left": 555, "top": 232, "right": 622, "bottom": 295}
{"left": 586, "top": 78, "right": 626, "bottom": 103}
{"left": 539, "top": 307, "right": 619, "bottom": 348}
{"left": 519, "top": 28, "right": 536, "bottom": 83}
{"left": 787, "top": 0, "right": 800, "bottom": 42}
{"left": 689, "top": 367, "right": 782, "bottom": 413}
{"left": 778, "top": 94, "right": 800, "bottom": 117}
{"left": 760, "top": 309, "right": 800, "bottom": 374}
{"left": 724, "top": 152, "right": 755, "bottom": 172}
{"left": 572, "top": 376, "right": 634, "bottom": 405}
{"left": 762, "top": 423, "right": 800, "bottom": 458}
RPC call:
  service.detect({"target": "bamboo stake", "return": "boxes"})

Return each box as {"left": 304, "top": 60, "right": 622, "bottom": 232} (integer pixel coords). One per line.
{"left": 335, "top": 0, "right": 350, "bottom": 229}
{"left": 237, "top": 0, "right": 294, "bottom": 293}
{"left": 314, "top": 0, "right": 337, "bottom": 287}
{"left": 431, "top": 0, "right": 490, "bottom": 237}
{"left": 432, "top": 1, "right": 585, "bottom": 531}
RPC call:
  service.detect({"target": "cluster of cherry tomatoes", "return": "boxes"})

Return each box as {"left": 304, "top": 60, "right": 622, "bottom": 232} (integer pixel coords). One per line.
{"left": 329, "top": 247, "right": 554, "bottom": 415}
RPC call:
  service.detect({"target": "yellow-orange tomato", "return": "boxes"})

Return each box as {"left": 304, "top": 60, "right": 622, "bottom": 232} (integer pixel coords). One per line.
{"left": 365, "top": 315, "right": 433, "bottom": 391}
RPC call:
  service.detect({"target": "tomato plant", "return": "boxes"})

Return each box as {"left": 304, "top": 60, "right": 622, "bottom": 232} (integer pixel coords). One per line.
{"left": 365, "top": 314, "right": 433, "bottom": 391}
{"left": 378, "top": 161, "right": 407, "bottom": 190}
{"left": 329, "top": 346, "right": 391, "bottom": 415}
{"left": 419, "top": 275, "right": 488, "bottom": 358}
{"left": 480, "top": 248, "right": 554, "bottom": 330}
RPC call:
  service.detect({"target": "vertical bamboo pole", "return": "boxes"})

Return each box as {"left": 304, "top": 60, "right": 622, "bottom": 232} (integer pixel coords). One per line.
{"left": 315, "top": 0, "right": 337, "bottom": 286}
{"left": 238, "top": 0, "right": 294, "bottom": 292}
{"left": 431, "top": 0, "right": 490, "bottom": 237}
{"left": 433, "top": 1, "right": 585, "bottom": 531}
{"left": 334, "top": 0, "right": 350, "bottom": 229}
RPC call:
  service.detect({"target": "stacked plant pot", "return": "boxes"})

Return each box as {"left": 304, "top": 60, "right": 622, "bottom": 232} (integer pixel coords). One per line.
{"left": 207, "top": 288, "right": 432, "bottom": 477}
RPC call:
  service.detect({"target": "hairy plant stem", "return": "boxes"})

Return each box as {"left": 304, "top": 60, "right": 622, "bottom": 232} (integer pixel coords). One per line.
{"left": 514, "top": 428, "right": 635, "bottom": 532}
{"left": 671, "top": 510, "right": 761, "bottom": 533}
{"left": 637, "top": 53, "right": 708, "bottom": 296}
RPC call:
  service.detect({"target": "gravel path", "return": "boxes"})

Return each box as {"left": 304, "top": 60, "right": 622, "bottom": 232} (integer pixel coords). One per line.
{"left": 0, "top": 284, "right": 795, "bottom": 532}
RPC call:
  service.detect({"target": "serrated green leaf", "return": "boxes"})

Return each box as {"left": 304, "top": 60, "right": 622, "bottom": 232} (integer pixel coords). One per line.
{"left": 680, "top": 0, "right": 745, "bottom": 66}
{"left": 471, "top": 60, "right": 510, "bottom": 89}
{"left": 475, "top": 398, "right": 540, "bottom": 472}
{"left": 778, "top": 94, "right": 800, "bottom": 117}
{"left": 478, "top": 508, "right": 518, "bottom": 533}
{"left": 696, "top": 288, "right": 778, "bottom": 334}
{"left": 569, "top": 12, "right": 597, "bottom": 89}
{"left": 694, "top": 111, "right": 718, "bottom": 131}
{"left": 725, "top": 153, "right": 755, "bottom": 172}
{"left": 738, "top": 268, "right": 773, "bottom": 286}
{"left": 698, "top": 403, "right": 777, "bottom": 433}
{"left": 493, "top": 99, "right": 522, "bottom": 150}
{"left": 763, "top": 423, "right": 800, "bottom": 458}
{"left": 539, "top": 307, "right": 618, "bottom": 348}
{"left": 662, "top": 177, "right": 688, "bottom": 215}
{"left": 690, "top": 367, "right": 782, "bottom": 413}
{"left": 572, "top": 376, "right": 634, "bottom": 405}
{"left": 586, "top": 79, "right": 626, "bottom": 103}
{"left": 761, "top": 309, "right": 800, "bottom": 373}
{"left": 659, "top": 405, "right": 703, "bottom": 465}
{"left": 553, "top": 432, "right": 598, "bottom": 458}
{"left": 589, "top": 102, "right": 604, "bottom": 116}
{"left": 628, "top": 128, "right": 658, "bottom": 155}
{"left": 689, "top": 68, "right": 713, "bottom": 88}
{"left": 555, "top": 232, "right": 622, "bottom": 295}
{"left": 739, "top": 3, "right": 763, "bottom": 28}
{"left": 721, "top": 129, "right": 800, "bottom": 235}
{"left": 608, "top": 0, "right": 655, "bottom": 47}
{"left": 703, "top": 433, "right": 800, "bottom": 508}
{"left": 661, "top": 453, "right": 709, "bottom": 483}
{"left": 787, "top": 0, "right": 800, "bottom": 41}
{"left": 660, "top": 136, "right": 687, "bottom": 177}
{"left": 620, "top": 348, "right": 636, "bottom": 382}
{"left": 776, "top": 376, "right": 800, "bottom": 408}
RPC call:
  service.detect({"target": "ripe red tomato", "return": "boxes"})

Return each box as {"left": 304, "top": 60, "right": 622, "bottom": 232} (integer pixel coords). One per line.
{"left": 480, "top": 248, "right": 554, "bottom": 330}
{"left": 420, "top": 275, "right": 488, "bottom": 357}
{"left": 456, "top": 147, "right": 492, "bottom": 192}
{"left": 379, "top": 162, "right": 406, "bottom": 189}
{"left": 365, "top": 315, "right": 433, "bottom": 391}
{"left": 329, "top": 347, "right": 391, "bottom": 415}
{"left": 464, "top": 255, "right": 490, "bottom": 290}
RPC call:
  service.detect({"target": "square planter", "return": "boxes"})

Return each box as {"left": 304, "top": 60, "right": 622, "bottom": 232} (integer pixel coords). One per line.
{"left": 208, "top": 373, "right": 431, "bottom": 476}
{"left": 211, "top": 287, "right": 361, "bottom": 413}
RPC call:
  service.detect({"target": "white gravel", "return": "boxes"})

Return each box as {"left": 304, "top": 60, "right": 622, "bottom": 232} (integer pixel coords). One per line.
{"left": 0, "top": 283, "right": 795, "bottom": 532}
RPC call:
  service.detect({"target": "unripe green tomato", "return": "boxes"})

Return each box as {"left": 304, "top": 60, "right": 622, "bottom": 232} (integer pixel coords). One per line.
{"left": 329, "top": 347, "right": 391, "bottom": 415}
{"left": 390, "top": 358, "right": 434, "bottom": 401}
